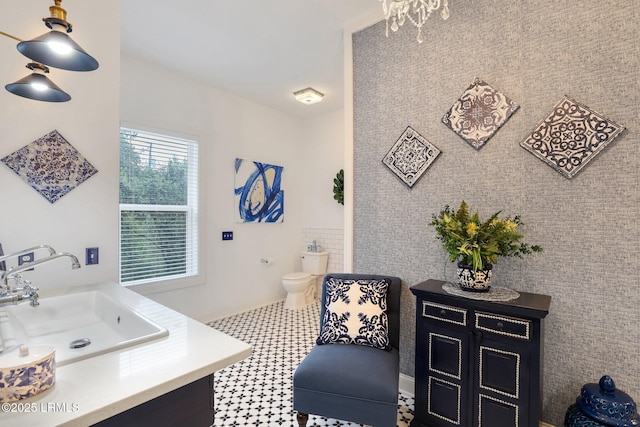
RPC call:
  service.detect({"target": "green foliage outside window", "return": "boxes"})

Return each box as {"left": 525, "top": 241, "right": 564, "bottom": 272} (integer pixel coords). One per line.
{"left": 119, "top": 130, "right": 193, "bottom": 283}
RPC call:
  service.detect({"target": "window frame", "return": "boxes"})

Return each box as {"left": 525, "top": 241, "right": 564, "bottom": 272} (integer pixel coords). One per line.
{"left": 118, "top": 123, "right": 203, "bottom": 294}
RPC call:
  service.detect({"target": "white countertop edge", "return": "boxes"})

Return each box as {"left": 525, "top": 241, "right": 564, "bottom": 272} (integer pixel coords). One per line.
{"left": 0, "top": 282, "right": 252, "bottom": 427}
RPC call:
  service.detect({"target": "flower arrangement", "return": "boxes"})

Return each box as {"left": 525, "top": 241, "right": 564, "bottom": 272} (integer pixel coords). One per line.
{"left": 429, "top": 201, "right": 542, "bottom": 272}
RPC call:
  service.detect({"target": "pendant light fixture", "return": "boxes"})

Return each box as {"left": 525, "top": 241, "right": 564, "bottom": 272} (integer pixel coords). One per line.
{"left": 5, "top": 62, "right": 70, "bottom": 102}
{"left": 17, "top": 0, "right": 98, "bottom": 72}
{"left": 379, "top": 0, "right": 451, "bottom": 44}
{"left": 1, "top": 0, "right": 99, "bottom": 102}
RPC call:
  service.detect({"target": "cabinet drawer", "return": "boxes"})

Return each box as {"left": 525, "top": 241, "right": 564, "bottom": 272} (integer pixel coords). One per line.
{"left": 475, "top": 312, "right": 531, "bottom": 340}
{"left": 422, "top": 301, "right": 468, "bottom": 326}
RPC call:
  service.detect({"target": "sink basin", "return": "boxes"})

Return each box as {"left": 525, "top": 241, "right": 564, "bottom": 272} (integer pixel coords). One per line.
{"left": 1, "top": 290, "right": 168, "bottom": 366}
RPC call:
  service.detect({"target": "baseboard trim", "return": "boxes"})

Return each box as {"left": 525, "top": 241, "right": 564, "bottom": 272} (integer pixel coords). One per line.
{"left": 398, "top": 375, "right": 555, "bottom": 427}
{"left": 195, "top": 296, "right": 287, "bottom": 323}
{"left": 399, "top": 373, "right": 415, "bottom": 396}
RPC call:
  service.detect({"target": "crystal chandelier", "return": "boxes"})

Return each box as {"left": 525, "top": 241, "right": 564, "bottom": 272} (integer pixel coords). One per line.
{"left": 379, "top": 0, "right": 450, "bottom": 44}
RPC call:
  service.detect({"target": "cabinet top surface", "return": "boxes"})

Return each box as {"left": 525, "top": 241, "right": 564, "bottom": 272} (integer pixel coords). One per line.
{"left": 411, "top": 279, "right": 551, "bottom": 318}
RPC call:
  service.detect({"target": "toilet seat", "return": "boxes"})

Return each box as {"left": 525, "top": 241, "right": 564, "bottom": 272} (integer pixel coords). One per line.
{"left": 283, "top": 272, "right": 311, "bottom": 281}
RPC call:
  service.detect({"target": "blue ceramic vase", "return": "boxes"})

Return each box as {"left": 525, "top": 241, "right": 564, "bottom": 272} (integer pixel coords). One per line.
{"left": 565, "top": 376, "right": 640, "bottom": 427}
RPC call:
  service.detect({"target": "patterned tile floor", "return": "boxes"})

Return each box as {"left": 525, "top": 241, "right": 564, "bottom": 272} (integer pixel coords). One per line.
{"left": 207, "top": 300, "right": 414, "bottom": 427}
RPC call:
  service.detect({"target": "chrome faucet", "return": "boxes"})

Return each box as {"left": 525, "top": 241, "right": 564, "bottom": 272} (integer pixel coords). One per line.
{"left": 1, "top": 252, "right": 81, "bottom": 307}
{"left": 0, "top": 244, "right": 57, "bottom": 267}
{"left": 0, "top": 275, "right": 41, "bottom": 307}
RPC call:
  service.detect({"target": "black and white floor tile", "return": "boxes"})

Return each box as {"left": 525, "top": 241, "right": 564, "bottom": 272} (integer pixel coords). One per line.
{"left": 207, "top": 300, "right": 414, "bottom": 426}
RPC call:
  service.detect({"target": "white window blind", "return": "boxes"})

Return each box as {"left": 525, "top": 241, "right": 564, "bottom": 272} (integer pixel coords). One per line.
{"left": 119, "top": 127, "right": 199, "bottom": 285}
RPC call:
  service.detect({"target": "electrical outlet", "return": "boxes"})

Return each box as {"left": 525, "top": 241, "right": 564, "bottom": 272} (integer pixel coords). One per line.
{"left": 18, "top": 252, "right": 35, "bottom": 271}
{"left": 86, "top": 247, "right": 99, "bottom": 265}
{"left": 222, "top": 231, "right": 233, "bottom": 241}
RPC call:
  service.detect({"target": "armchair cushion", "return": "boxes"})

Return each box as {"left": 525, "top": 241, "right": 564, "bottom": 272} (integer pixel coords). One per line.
{"left": 293, "top": 343, "right": 400, "bottom": 423}
{"left": 316, "top": 277, "right": 391, "bottom": 351}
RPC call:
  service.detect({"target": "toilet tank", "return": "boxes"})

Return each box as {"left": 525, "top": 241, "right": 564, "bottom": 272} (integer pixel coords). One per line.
{"left": 301, "top": 251, "right": 329, "bottom": 275}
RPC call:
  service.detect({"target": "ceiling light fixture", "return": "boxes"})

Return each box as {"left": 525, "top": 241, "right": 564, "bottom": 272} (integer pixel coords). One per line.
{"left": 1, "top": 0, "right": 99, "bottom": 102}
{"left": 293, "top": 87, "right": 324, "bottom": 105}
{"left": 5, "top": 62, "right": 71, "bottom": 102}
{"left": 17, "top": 0, "right": 98, "bottom": 72}
{"left": 379, "top": 0, "right": 450, "bottom": 44}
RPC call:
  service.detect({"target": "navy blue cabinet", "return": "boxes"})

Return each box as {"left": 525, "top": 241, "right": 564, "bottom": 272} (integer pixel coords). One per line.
{"left": 411, "top": 280, "right": 550, "bottom": 427}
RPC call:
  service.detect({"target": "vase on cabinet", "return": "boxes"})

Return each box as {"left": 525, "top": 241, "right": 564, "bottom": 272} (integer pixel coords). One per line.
{"left": 456, "top": 262, "right": 492, "bottom": 292}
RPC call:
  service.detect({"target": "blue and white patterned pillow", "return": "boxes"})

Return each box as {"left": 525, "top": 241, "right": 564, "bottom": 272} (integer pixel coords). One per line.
{"left": 316, "top": 277, "right": 391, "bottom": 351}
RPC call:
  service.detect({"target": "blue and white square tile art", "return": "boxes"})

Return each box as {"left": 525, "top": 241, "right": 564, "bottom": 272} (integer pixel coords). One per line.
{"left": 443, "top": 78, "right": 520, "bottom": 150}
{"left": 520, "top": 96, "right": 625, "bottom": 179}
{"left": 382, "top": 126, "right": 441, "bottom": 188}
{"left": 234, "top": 158, "right": 284, "bottom": 223}
{"left": 1, "top": 130, "right": 98, "bottom": 203}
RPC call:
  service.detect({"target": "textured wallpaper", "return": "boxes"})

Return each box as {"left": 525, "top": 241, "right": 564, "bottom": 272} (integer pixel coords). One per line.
{"left": 352, "top": 1, "right": 639, "bottom": 425}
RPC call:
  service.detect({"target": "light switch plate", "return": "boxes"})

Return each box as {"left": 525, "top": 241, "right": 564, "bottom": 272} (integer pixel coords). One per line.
{"left": 86, "top": 247, "right": 99, "bottom": 265}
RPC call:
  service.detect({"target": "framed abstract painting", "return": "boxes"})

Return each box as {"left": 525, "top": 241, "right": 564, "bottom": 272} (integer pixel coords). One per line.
{"left": 234, "top": 158, "right": 284, "bottom": 223}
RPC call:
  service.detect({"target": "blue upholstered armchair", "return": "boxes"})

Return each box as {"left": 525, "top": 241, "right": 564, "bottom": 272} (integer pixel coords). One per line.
{"left": 293, "top": 273, "right": 402, "bottom": 427}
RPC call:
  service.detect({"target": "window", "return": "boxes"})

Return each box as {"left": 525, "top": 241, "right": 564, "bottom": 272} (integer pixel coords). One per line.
{"left": 119, "top": 127, "right": 199, "bottom": 285}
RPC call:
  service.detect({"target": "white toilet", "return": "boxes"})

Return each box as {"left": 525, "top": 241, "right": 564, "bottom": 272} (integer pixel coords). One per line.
{"left": 282, "top": 251, "right": 329, "bottom": 310}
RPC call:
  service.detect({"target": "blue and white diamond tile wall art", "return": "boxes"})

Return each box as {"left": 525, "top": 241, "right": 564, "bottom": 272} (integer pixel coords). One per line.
{"left": 520, "top": 96, "right": 625, "bottom": 179}
{"left": 1, "top": 130, "right": 98, "bottom": 204}
{"left": 382, "top": 126, "right": 441, "bottom": 188}
{"left": 234, "top": 158, "right": 284, "bottom": 223}
{"left": 442, "top": 78, "right": 520, "bottom": 150}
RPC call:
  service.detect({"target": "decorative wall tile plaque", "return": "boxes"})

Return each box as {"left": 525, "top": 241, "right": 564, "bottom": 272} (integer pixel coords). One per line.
{"left": 520, "top": 96, "right": 625, "bottom": 179}
{"left": 443, "top": 78, "right": 520, "bottom": 150}
{"left": 1, "top": 130, "right": 98, "bottom": 203}
{"left": 382, "top": 126, "right": 441, "bottom": 188}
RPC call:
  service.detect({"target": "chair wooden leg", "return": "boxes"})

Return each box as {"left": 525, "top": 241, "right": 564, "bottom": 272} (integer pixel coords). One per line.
{"left": 296, "top": 412, "right": 309, "bottom": 427}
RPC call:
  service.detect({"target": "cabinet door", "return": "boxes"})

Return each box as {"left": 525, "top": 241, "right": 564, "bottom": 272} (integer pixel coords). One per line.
{"left": 416, "top": 315, "right": 472, "bottom": 427}
{"left": 474, "top": 313, "right": 532, "bottom": 427}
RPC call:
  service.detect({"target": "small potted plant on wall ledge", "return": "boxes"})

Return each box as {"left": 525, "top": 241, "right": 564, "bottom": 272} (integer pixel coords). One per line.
{"left": 429, "top": 200, "right": 543, "bottom": 292}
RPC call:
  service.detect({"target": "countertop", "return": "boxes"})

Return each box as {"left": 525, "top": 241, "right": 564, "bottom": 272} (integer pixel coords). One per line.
{"left": 0, "top": 282, "right": 252, "bottom": 427}
{"left": 411, "top": 278, "right": 552, "bottom": 318}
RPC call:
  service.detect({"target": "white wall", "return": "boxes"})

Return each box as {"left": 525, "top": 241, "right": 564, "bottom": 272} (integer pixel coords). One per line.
{"left": 0, "top": 1, "right": 120, "bottom": 289}
{"left": 0, "top": 3, "right": 345, "bottom": 322}
{"left": 120, "top": 55, "right": 308, "bottom": 319}
{"left": 302, "top": 110, "right": 345, "bottom": 229}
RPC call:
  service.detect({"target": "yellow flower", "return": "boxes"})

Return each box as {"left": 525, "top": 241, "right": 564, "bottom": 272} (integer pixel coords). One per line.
{"left": 504, "top": 220, "right": 517, "bottom": 232}
{"left": 466, "top": 222, "right": 478, "bottom": 236}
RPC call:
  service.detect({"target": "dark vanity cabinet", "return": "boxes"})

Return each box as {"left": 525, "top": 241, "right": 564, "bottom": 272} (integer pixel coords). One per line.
{"left": 92, "top": 375, "right": 215, "bottom": 427}
{"left": 410, "top": 279, "right": 550, "bottom": 427}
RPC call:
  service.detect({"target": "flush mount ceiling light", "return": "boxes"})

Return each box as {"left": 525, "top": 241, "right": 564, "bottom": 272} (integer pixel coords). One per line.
{"left": 1, "top": 0, "right": 99, "bottom": 102}
{"left": 5, "top": 62, "right": 70, "bottom": 102}
{"left": 293, "top": 87, "right": 324, "bottom": 105}
{"left": 379, "top": 0, "right": 451, "bottom": 44}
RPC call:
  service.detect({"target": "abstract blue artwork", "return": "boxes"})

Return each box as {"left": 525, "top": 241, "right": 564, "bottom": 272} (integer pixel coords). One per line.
{"left": 235, "top": 158, "right": 284, "bottom": 223}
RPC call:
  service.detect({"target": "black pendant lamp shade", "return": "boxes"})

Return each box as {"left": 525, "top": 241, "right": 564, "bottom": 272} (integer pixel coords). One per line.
{"left": 3, "top": 0, "right": 98, "bottom": 102}
{"left": 16, "top": 1, "right": 98, "bottom": 72}
{"left": 17, "top": 27, "right": 98, "bottom": 72}
{"left": 5, "top": 62, "right": 71, "bottom": 102}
